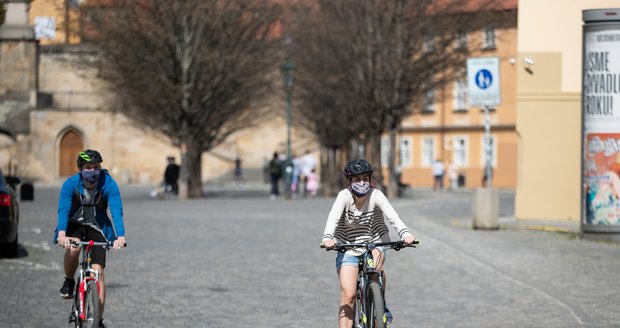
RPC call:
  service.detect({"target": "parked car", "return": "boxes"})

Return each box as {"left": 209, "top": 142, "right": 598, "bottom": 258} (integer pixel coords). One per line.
{"left": 0, "top": 169, "right": 20, "bottom": 258}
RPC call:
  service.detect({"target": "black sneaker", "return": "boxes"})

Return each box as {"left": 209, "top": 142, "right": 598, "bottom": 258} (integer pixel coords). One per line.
{"left": 98, "top": 318, "right": 106, "bottom": 328}
{"left": 59, "top": 277, "right": 75, "bottom": 299}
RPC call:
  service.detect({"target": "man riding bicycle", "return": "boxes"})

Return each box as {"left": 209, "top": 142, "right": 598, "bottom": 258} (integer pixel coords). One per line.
{"left": 322, "top": 159, "right": 415, "bottom": 328}
{"left": 54, "top": 149, "right": 126, "bottom": 328}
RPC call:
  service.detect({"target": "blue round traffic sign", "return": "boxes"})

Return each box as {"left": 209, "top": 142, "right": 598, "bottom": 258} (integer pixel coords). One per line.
{"left": 475, "top": 69, "right": 493, "bottom": 89}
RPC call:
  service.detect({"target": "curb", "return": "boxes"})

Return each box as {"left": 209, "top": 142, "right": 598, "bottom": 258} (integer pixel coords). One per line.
{"left": 450, "top": 219, "right": 579, "bottom": 234}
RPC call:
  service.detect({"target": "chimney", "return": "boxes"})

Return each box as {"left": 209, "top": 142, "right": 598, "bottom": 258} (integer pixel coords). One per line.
{"left": 0, "top": 0, "right": 35, "bottom": 40}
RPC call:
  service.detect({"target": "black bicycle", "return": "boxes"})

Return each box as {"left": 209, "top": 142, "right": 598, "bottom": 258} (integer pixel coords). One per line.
{"left": 66, "top": 240, "right": 123, "bottom": 328}
{"left": 322, "top": 240, "right": 418, "bottom": 328}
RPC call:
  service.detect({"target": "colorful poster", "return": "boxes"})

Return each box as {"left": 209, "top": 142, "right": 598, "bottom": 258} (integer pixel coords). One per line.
{"left": 584, "top": 133, "right": 620, "bottom": 226}
{"left": 582, "top": 17, "right": 620, "bottom": 230}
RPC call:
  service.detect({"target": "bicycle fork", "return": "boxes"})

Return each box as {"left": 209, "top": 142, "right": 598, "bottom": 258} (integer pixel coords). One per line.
{"left": 356, "top": 274, "right": 368, "bottom": 327}
{"left": 356, "top": 288, "right": 366, "bottom": 328}
{"left": 78, "top": 268, "right": 100, "bottom": 321}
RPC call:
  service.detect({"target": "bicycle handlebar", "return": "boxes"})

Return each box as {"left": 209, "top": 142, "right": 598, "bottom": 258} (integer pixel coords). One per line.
{"left": 320, "top": 239, "right": 418, "bottom": 251}
{"left": 56, "top": 240, "right": 128, "bottom": 248}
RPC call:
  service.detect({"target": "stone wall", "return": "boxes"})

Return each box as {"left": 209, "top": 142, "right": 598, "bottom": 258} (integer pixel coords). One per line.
{"left": 0, "top": 40, "right": 37, "bottom": 93}
{"left": 9, "top": 45, "right": 318, "bottom": 186}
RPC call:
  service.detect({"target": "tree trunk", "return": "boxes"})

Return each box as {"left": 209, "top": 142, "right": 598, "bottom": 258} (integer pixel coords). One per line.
{"left": 367, "top": 134, "right": 385, "bottom": 194}
{"left": 386, "top": 126, "right": 398, "bottom": 198}
{"left": 179, "top": 139, "right": 203, "bottom": 199}
{"left": 186, "top": 145, "right": 203, "bottom": 198}
{"left": 321, "top": 146, "right": 344, "bottom": 197}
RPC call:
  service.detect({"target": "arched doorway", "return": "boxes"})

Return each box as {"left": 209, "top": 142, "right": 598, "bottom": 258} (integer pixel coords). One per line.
{"left": 59, "top": 130, "right": 84, "bottom": 177}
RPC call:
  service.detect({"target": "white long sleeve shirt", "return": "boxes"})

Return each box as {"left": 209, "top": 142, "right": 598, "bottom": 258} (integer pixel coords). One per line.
{"left": 322, "top": 188, "right": 412, "bottom": 255}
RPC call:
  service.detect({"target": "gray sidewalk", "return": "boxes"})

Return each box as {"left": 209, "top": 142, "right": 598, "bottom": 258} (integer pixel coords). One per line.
{"left": 1, "top": 185, "right": 619, "bottom": 327}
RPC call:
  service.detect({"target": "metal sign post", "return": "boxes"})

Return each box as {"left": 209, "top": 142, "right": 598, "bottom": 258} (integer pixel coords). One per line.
{"left": 467, "top": 57, "right": 501, "bottom": 229}
{"left": 483, "top": 105, "right": 492, "bottom": 191}
{"left": 467, "top": 57, "right": 500, "bottom": 189}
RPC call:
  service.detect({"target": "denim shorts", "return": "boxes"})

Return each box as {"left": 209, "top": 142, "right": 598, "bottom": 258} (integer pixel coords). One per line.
{"left": 335, "top": 247, "right": 386, "bottom": 271}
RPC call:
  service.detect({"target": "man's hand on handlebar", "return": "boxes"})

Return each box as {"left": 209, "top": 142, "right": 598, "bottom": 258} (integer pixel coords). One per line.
{"left": 56, "top": 232, "right": 81, "bottom": 249}
{"left": 113, "top": 236, "right": 127, "bottom": 250}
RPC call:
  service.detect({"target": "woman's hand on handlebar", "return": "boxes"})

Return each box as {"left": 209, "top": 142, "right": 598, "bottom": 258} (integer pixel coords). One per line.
{"left": 322, "top": 239, "right": 336, "bottom": 249}
{"left": 402, "top": 233, "right": 416, "bottom": 246}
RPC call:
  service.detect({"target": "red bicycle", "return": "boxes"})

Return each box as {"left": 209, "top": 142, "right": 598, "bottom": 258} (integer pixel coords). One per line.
{"left": 67, "top": 240, "right": 123, "bottom": 328}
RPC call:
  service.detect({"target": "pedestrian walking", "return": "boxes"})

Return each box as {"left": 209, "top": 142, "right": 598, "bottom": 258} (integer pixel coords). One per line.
{"left": 300, "top": 150, "right": 317, "bottom": 197}
{"left": 291, "top": 154, "right": 302, "bottom": 198}
{"left": 269, "top": 152, "right": 282, "bottom": 199}
{"left": 432, "top": 159, "right": 445, "bottom": 191}
{"left": 305, "top": 168, "right": 319, "bottom": 197}
{"left": 448, "top": 162, "right": 458, "bottom": 190}
{"left": 163, "top": 156, "right": 180, "bottom": 194}
{"left": 233, "top": 156, "right": 244, "bottom": 185}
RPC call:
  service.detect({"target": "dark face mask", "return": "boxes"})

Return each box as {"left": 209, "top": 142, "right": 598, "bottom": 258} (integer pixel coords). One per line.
{"left": 81, "top": 169, "right": 101, "bottom": 184}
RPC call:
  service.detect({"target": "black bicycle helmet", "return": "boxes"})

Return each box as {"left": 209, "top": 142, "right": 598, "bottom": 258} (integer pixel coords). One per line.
{"left": 343, "top": 159, "right": 373, "bottom": 178}
{"left": 76, "top": 149, "right": 103, "bottom": 168}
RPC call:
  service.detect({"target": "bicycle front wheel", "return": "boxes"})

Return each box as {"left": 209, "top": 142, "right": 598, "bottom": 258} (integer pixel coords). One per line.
{"left": 353, "top": 294, "right": 364, "bottom": 328}
{"left": 365, "top": 282, "right": 385, "bottom": 328}
{"left": 80, "top": 281, "right": 100, "bottom": 328}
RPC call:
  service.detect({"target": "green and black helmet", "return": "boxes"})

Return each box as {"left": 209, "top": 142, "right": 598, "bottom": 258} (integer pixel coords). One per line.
{"left": 76, "top": 149, "right": 103, "bottom": 168}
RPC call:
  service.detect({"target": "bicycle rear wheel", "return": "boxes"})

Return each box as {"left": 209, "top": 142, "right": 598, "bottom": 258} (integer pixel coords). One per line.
{"left": 365, "top": 282, "right": 385, "bottom": 328}
{"left": 80, "top": 281, "right": 100, "bottom": 328}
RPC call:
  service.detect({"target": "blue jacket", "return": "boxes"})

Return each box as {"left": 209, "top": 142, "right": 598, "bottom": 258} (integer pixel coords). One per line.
{"left": 54, "top": 170, "right": 125, "bottom": 242}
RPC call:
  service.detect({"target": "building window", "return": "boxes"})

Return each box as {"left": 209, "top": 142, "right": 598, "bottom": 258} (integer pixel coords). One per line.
{"left": 456, "top": 29, "right": 468, "bottom": 50}
{"left": 454, "top": 79, "right": 468, "bottom": 111}
{"left": 423, "top": 29, "right": 435, "bottom": 53}
{"left": 453, "top": 136, "right": 468, "bottom": 167}
{"left": 400, "top": 137, "right": 413, "bottom": 167}
{"left": 423, "top": 87, "right": 435, "bottom": 112}
{"left": 422, "top": 136, "right": 434, "bottom": 166}
{"left": 480, "top": 135, "right": 497, "bottom": 167}
{"left": 483, "top": 26, "right": 496, "bottom": 49}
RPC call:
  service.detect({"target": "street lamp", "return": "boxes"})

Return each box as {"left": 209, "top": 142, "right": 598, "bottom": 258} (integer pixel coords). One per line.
{"left": 281, "top": 55, "right": 295, "bottom": 199}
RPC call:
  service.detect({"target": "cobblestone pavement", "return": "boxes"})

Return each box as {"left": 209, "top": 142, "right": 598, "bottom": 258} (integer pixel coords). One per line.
{"left": 1, "top": 185, "right": 619, "bottom": 327}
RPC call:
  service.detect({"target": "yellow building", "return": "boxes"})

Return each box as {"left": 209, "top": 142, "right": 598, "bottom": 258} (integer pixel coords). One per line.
{"left": 398, "top": 2, "right": 518, "bottom": 189}
{"left": 516, "top": 0, "right": 620, "bottom": 223}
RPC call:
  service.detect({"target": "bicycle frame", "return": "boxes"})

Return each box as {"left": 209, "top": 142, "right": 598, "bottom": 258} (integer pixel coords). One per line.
{"left": 356, "top": 244, "right": 384, "bottom": 327}
{"left": 78, "top": 241, "right": 103, "bottom": 320}
{"left": 70, "top": 240, "right": 110, "bottom": 327}
{"left": 322, "top": 240, "right": 418, "bottom": 328}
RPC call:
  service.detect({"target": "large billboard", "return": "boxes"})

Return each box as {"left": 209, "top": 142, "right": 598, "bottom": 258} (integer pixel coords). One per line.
{"left": 582, "top": 9, "right": 620, "bottom": 232}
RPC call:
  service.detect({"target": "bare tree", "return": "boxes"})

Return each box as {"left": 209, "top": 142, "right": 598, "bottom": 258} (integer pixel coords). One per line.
{"left": 284, "top": 4, "right": 357, "bottom": 194}
{"left": 288, "top": 0, "right": 510, "bottom": 196}
{"left": 83, "top": 0, "right": 282, "bottom": 198}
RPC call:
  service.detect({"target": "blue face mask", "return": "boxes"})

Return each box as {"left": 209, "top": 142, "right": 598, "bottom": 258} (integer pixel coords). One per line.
{"left": 81, "top": 169, "right": 101, "bottom": 184}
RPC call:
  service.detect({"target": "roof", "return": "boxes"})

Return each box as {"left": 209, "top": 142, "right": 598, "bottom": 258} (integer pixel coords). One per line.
{"left": 431, "top": 0, "right": 518, "bottom": 14}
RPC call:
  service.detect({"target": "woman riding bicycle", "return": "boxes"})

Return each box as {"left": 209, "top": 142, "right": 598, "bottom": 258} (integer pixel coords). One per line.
{"left": 322, "top": 159, "right": 415, "bottom": 328}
